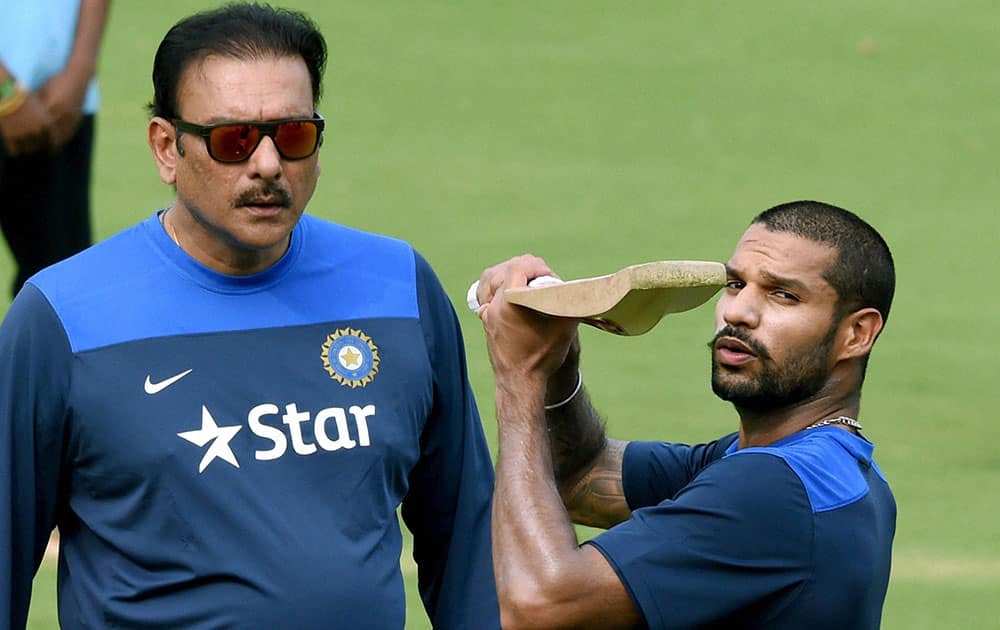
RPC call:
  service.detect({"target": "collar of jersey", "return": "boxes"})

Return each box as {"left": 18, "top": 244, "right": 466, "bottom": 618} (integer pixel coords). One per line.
{"left": 724, "top": 425, "right": 875, "bottom": 465}
{"left": 144, "top": 211, "right": 304, "bottom": 294}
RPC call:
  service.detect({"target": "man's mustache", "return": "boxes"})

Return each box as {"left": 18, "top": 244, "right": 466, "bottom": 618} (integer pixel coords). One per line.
{"left": 234, "top": 184, "right": 292, "bottom": 208}
{"left": 708, "top": 325, "right": 772, "bottom": 360}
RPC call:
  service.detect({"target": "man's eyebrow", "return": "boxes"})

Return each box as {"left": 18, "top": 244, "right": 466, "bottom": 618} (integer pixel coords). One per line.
{"left": 724, "top": 265, "right": 811, "bottom": 294}
{"left": 759, "top": 269, "right": 809, "bottom": 293}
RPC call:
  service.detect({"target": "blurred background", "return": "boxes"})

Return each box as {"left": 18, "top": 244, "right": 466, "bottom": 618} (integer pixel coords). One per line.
{"left": 4, "top": 1, "right": 997, "bottom": 628}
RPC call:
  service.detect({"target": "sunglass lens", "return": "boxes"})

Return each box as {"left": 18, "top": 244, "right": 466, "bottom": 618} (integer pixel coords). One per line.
{"left": 210, "top": 124, "right": 261, "bottom": 162}
{"left": 275, "top": 121, "right": 319, "bottom": 159}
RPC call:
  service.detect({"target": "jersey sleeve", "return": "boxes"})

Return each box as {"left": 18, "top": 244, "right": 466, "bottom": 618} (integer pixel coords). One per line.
{"left": 622, "top": 434, "right": 737, "bottom": 510}
{"left": 400, "top": 252, "right": 500, "bottom": 628}
{"left": 0, "top": 284, "right": 73, "bottom": 628}
{"left": 589, "top": 452, "right": 814, "bottom": 628}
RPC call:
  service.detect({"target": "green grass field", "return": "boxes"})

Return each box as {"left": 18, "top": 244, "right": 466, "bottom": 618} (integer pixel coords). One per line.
{"left": 6, "top": 1, "right": 998, "bottom": 627}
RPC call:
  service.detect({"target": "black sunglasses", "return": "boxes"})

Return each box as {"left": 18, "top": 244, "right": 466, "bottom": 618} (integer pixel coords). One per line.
{"left": 172, "top": 115, "right": 325, "bottom": 163}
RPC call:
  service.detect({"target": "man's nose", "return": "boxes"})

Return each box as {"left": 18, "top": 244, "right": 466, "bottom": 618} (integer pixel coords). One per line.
{"left": 247, "top": 136, "right": 283, "bottom": 179}
{"left": 718, "top": 286, "right": 761, "bottom": 330}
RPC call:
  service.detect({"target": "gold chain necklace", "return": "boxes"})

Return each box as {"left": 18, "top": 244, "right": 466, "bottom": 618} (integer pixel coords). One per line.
{"left": 168, "top": 219, "right": 181, "bottom": 248}
{"left": 160, "top": 210, "right": 181, "bottom": 248}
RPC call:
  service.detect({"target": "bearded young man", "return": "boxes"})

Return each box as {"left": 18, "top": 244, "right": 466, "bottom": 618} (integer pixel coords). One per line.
{"left": 475, "top": 200, "right": 896, "bottom": 629}
{"left": 0, "top": 5, "right": 498, "bottom": 628}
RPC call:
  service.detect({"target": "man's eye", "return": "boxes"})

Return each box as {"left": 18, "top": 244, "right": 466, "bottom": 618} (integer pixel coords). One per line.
{"left": 725, "top": 280, "right": 744, "bottom": 290}
{"left": 774, "top": 290, "right": 799, "bottom": 301}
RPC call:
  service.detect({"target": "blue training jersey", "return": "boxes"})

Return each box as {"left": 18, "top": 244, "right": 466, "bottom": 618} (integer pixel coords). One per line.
{"left": 590, "top": 428, "right": 895, "bottom": 629}
{"left": 0, "top": 213, "right": 499, "bottom": 629}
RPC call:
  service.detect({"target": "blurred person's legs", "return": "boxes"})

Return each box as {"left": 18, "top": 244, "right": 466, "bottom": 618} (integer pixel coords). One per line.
{"left": 0, "top": 115, "right": 93, "bottom": 297}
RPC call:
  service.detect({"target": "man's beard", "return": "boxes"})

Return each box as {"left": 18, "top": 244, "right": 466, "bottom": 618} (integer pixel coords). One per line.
{"left": 709, "top": 322, "right": 838, "bottom": 413}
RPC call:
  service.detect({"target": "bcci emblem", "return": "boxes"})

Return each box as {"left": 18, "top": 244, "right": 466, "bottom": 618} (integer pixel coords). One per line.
{"left": 321, "top": 328, "right": 380, "bottom": 388}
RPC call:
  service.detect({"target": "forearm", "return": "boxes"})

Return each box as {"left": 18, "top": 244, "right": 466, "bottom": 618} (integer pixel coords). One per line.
{"left": 493, "top": 376, "right": 641, "bottom": 629}
{"left": 494, "top": 378, "right": 580, "bottom": 587}
{"left": 493, "top": 377, "right": 589, "bottom": 629}
{"left": 544, "top": 354, "right": 631, "bottom": 528}
{"left": 66, "top": 0, "right": 110, "bottom": 79}
{"left": 545, "top": 385, "right": 603, "bottom": 474}
{"left": 544, "top": 349, "right": 606, "bottom": 484}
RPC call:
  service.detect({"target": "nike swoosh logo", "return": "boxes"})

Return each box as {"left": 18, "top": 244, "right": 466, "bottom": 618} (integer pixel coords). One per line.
{"left": 144, "top": 369, "right": 194, "bottom": 394}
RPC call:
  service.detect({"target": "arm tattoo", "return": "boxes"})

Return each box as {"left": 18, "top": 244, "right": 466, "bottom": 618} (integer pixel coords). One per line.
{"left": 560, "top": 440, "right": 629, "bottom": 529}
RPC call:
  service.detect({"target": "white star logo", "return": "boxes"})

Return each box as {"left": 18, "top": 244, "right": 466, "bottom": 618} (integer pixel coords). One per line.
{"left": 339, "top": 346, "right": 363, "bottom": 369}
{"left": 177, "top": 406, "right": 243, "bottom": 473}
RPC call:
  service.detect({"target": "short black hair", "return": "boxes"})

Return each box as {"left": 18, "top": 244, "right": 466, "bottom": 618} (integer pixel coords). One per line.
{"left": 752, "top": 200, "right": 895, "bottom": 326}
{"left": 148, "top": 2, "right": 327, "bottom": 119}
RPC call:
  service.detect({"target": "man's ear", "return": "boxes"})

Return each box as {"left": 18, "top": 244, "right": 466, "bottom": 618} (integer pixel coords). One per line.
{"left": 836, "top": 307, "right": 884, "bottom": 362}
{"left": 148, "top": 117, "right": 180, "bottom": 185}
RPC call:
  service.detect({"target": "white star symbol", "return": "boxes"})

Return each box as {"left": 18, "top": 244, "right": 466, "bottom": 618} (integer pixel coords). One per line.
{"left": 178, "top": 406, "right": 243, "bottom": 473}
{"left": 340, "top": 346, "right": 363, "bottom": 369}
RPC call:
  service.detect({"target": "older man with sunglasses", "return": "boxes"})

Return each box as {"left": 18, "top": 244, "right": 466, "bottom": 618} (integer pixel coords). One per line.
{"left": 0, "top": 4, "right": 499, "bottom": 629}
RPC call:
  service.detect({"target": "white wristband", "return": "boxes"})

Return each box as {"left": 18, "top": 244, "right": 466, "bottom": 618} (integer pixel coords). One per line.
{"left": 544, "top": 369, "right": 583, "bottom": 410}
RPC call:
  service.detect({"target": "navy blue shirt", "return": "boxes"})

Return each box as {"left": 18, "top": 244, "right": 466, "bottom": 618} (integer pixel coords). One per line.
{"left": 589, "top": 428, "right": 895, "bottom": 629}
{"left": 0, "top": 213, "right": 499, "bottom": 629}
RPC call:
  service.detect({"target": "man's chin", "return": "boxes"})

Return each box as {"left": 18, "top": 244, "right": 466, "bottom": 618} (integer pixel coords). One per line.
{"left": 711, "top": 373, "right": 769, "bottom": 409}
{"left": 712, "top": 365, "right": 754, "bottom": 394}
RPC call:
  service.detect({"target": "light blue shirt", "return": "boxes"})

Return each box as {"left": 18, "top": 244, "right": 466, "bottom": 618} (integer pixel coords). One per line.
{"left": 0, "top": 0, "right": 99, "bottom": 114}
